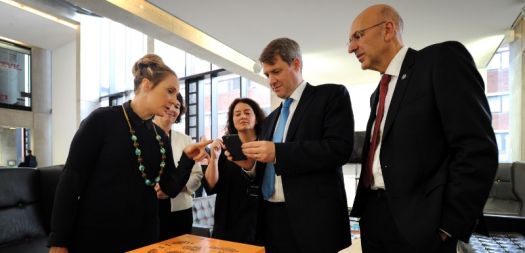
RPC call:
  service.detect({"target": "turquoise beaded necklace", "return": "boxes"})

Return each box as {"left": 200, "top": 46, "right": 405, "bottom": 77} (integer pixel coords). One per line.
{"left": 122, "top": 105, "right": 167, "bottom": 187}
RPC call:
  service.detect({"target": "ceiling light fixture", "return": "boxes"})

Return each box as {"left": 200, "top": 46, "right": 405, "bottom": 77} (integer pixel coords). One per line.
{"left": 0, "top": 35, "right": 27, "bottom": 46}
{"left": 0, "top": 0, "right": 78, "bottom": 30}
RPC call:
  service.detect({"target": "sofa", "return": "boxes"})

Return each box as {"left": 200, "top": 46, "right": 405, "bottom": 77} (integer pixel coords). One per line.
{"left": 191, "top": 194, "right": 216, "bottom": 237}
{"left": 0, "top": 165, "right": 63, "bottom": 253}
{"left": 482, "top": 161, "right": 525, "bottom": 234}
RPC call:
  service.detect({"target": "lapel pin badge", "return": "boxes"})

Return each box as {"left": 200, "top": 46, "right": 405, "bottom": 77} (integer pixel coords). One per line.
{"left": 401, "top": 74, "right": 407, "bottom": 80}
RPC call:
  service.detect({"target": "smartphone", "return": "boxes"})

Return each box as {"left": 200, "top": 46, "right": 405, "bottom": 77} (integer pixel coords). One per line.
{"left": 222, "top": 134, "right": 247, "bottom": 161}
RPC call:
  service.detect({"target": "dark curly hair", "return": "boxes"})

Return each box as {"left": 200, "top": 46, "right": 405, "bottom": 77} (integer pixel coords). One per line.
{"left": 174, "top": 93, "right": 186, "bottom": 124}
{"left": 225, "top": 98, "right": 266, "bottom": 135}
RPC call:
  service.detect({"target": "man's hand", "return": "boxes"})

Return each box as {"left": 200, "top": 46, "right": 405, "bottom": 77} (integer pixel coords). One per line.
{"left": 224, "top": 148, "right": 256, "bottom": 170}
{"left": 242, "top": 141, "right": 276, "bottom": 163}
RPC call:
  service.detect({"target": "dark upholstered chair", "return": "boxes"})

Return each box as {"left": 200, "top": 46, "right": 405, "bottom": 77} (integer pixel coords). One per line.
{"left": 0, "top": 165, "right": 63, "bottom": 253}
{"left": 513, "top": 162, "right": 525, "bottom": 216}
{"left": 484, "top": 163, "right": 522, "bottom": 216}
{"left": 483, "top": 162, "right": 525, "bottom": 234}
{"left": 191, "top": 194, "right": 216, "bottom": 237}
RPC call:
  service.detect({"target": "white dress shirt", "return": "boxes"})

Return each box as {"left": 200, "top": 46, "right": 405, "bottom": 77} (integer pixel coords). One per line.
{"left": 268, "top": 80, "right": 307, "bottom": 202}
{"left": 371, "top": 46, "right": 409, "bottom": 190}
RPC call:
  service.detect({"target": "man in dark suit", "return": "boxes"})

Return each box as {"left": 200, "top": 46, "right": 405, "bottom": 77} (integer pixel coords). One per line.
{"left": 242, "top": 37, "right": 354, "bottom": 253}
{"left": 19, "top": 149, "right": 38, "bottom": 167}
{"left": 348, "top": 4, "right": 498, "bottom": 253}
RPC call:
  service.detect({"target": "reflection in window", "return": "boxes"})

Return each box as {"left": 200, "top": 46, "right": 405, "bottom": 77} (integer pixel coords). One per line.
{"left": 0, "top": 40, "right": 31, "bottom": 110}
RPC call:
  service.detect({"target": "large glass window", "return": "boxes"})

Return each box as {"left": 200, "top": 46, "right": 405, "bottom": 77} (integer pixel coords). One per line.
{"left": 0, "top": 40, "right": 31, "bottom": 110}
{"left": 244, "top": 78, "right": 271, "bottom": 114}
{"left": 154, "top": 39, "right": 186, "bottom": 78}
{"left": 215, "top": 73, "right": 241, "bottom": 138}
{"left": 81, "top": 17, "right": 272, "bottom": 143}
{"left": 186, "top": 54, "right": 211, "bottom": 76}
{"left": 183, "top": 70, "right": 271, "bottom": 141}
{"left": 154, "top": 39, "right": 188, "bottom": 134}
{"left": 80, "top": 14, "right": 147, "bottom": 115}
{"left": 486, "top": 47, "right": 510, "bottom": 162}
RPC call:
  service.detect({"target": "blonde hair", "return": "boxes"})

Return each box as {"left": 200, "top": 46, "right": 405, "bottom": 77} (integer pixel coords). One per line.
{"left": 132, "top": 54, "right": 176, "bottom": 92}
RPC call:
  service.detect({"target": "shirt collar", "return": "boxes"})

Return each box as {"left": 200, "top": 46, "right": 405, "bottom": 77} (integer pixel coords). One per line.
{"left": 123, "top": 100, "right": 151, "bottom": 127}
{"left": 384, "top": 46, "right": 409, "bottom": 78}
{"left": 288, "top": 80, "right": 307, "bottom": 102}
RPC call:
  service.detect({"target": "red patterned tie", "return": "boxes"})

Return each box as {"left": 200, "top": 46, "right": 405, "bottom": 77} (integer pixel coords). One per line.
{"left": 363, "top": 74, "right": 391, "bottom": 188}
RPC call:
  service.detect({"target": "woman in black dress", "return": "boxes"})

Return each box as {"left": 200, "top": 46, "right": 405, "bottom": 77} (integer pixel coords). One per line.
{"left": 48, "top": 54, "right": 210, "bottom": 253}
{"left": 204, "top": 98, "right": 266, "bottom": 244}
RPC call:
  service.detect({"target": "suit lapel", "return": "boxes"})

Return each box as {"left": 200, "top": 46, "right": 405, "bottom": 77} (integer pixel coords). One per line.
{"left": 382, "top": 48, "right": 417, "bottom": 140}
{"left": 263, "top": 109, "right": 280, "bottom": 141}
{"left": 361, "top": 86, "right": 379, "bottom": 166}
{"left": 285, "top": 83, "right": 314, "bottom": 141}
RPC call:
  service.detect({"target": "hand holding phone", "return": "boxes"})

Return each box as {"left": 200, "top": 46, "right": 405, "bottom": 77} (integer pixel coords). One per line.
{"left": 222, "top": 134, "right": 247, "bottom": 161}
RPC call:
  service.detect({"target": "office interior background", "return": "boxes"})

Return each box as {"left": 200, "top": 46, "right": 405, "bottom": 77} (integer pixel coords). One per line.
{"left": 0, "top": 0, "right": 524, "bottom": 207}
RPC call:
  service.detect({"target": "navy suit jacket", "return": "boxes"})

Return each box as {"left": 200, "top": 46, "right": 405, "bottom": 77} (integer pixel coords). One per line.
{"left": 256, "top": 83, "right": 354, "bottom": 252}
{"left": 351, "top": 41, "right": 498, "bottom": 250}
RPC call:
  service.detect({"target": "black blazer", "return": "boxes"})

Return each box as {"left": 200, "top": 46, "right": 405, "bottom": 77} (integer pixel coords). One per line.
{"left": 351, "top": 41, "right": 498, "bottom": 250}
{"left": 257, "top": 83, "right": 354, "bottom": 253}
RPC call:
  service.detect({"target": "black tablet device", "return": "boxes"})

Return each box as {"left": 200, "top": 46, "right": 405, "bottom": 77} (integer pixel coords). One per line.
{"left": 222, "top": 134, "right": 247, "bottom": 161}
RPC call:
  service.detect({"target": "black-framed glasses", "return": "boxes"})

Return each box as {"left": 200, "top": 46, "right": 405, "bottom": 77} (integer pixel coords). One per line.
{"left": 348, "top": 21, "right": 386, "bottom": 45}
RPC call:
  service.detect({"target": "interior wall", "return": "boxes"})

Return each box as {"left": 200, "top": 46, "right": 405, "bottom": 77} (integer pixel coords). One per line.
{"left": 52, "top": 39, "right": 80, "bottom": 165}
{"left": 32, "top": 47, "right": 52, "bottom": 166}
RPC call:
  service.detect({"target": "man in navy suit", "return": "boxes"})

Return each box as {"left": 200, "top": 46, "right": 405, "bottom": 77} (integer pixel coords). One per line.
{"left": 348, "top": 4, "right": 498, "bottom": 253}
{"left": 242, "top": 37, "right": 354, "bottom": 253}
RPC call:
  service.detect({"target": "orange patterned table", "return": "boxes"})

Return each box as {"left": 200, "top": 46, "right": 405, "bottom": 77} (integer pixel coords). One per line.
{"left": 127, "top": 234, "right": 265, "bottom": 253}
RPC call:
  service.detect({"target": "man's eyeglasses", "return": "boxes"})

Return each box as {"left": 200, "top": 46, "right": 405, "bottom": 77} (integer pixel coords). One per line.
{"left": 348, "top": 21, "right": 386, "bottom": 45}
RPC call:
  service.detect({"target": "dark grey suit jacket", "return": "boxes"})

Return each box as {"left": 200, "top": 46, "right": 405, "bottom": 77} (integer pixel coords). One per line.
{"left": 351, "top": 41, "right": 498, "bottom": 250}
{"left": 257, "top": 83, "right": 354, "bottom": 253}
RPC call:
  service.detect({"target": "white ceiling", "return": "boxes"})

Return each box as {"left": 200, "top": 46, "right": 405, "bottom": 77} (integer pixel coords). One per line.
{"left": 0, "top": 1, "right": 77, "bottom": 49}
{"left": 147, "top": 0, "right": 524, "bottom": 85}
{"left": 0, "top": 0, "right": 523, "bottom": 85}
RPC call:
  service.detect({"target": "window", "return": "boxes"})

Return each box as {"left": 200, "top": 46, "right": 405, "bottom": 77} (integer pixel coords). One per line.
{"left": 0, "top": 40, "right": 31, "bottom": 110}
{"left": 154, "top": 39, "right": 186, "bottom": 78}
{"left": 244, "top": 78, "right": 271, "bottom": 114}
{"left": 486, "top": 47, "right": 510, "bottom": 161}
{"left": 495, "top": 132, "right": 510, "bottom": 162}
{"left": 81, "top": 18, "right": 272, "bottom": 144}
{"left": 183, "top": 69, "right": 271, "bottom": 141}
{"left": 80, "top": 14, "right": 147, "bottom": 117}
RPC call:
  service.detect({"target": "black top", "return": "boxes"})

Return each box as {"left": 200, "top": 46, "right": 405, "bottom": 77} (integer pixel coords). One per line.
{"left": 203, "top": 152, "right": 259, "bottom": 244}
{"left": 48, "top": 101, "right": 194, "bottom": 252}
{"left": 19, "top": 154, "right": 37, "bottom": 167}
